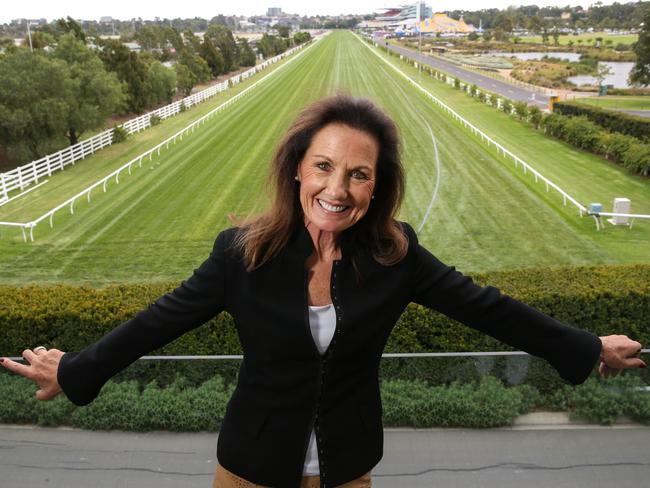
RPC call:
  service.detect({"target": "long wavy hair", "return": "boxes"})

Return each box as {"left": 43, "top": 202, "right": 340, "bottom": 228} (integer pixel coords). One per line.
{"left": 236, "top": 94, "right": 407, "bottom": 271}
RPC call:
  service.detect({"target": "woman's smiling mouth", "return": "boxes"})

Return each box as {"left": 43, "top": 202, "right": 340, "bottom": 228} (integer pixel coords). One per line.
{"left": 317, "top": 199, "right": 350, "bottom": 213}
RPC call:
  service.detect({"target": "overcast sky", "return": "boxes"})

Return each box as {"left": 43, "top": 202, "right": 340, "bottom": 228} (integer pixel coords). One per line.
{"left": 1, "top": 0, "right": 633, "bottom": 25}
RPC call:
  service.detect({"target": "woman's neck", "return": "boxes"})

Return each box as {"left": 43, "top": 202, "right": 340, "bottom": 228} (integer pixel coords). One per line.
{"left": 304, "top": 221, "right": 341, "bottom": 262}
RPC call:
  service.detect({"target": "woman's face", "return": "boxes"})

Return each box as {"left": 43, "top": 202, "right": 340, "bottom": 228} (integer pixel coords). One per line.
{"left": 297, "top": 123, "right": 379, "bottom": 235}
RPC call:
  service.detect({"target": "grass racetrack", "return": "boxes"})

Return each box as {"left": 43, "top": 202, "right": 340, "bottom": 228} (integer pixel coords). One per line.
{"left": 1, "top": 31, "right": 649, "bottom": 285}
{"left": 574, "top": 96, "right": 650, "bottom": 111}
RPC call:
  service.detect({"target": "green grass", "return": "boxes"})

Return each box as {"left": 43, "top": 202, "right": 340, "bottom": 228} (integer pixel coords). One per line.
{"left": 518, "top": 32, "right": 638, "bottom": 46}
{"left": 573, "top": 96, "right": 650, "bottom": 110}
{"left": 0, "top": 31, "right": 648, "bottom": 285}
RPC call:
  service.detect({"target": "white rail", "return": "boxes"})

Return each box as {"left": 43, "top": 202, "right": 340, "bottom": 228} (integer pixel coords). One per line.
{"left": 0, "top": 43, "right": 311, "bottom": 204}
{"left": 1, "top": 36, "right": 323, "bottom": 242}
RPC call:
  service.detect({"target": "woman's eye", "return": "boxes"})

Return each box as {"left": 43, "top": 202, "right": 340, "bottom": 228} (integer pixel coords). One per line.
{"left": 316, "top": 162, "right": 330, "bottom": 170}
{"left": 351, "top": 170, "right": 368, "bottom": 180}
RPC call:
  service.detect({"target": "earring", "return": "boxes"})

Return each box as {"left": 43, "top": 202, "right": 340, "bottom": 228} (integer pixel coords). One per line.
{"left": 371, "top": 195, "right": 375, "bottom": 200}
{"left": 294, "top": 176, "right": 300, "bottom": 182}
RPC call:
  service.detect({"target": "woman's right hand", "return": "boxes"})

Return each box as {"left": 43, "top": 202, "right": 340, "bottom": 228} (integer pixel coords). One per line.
{"left": 1, "top": 347, "right": 64, "bottom": 400}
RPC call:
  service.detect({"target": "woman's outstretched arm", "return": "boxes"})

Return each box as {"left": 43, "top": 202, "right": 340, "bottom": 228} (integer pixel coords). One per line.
{"left": 403, "top": 223, "right": 644, "bottom": 384}
{"left": 1, "top": 229, "right": 233, "bottom": 405}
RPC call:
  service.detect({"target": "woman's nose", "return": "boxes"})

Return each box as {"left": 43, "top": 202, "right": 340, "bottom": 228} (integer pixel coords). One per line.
{"left": 325, "top": 173, "right": 348, "bottom": 199}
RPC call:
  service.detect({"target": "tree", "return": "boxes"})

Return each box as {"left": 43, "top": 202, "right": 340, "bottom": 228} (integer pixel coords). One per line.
{"left": 527, "top": 16, "right": 543, "bottom": 35}
{"left": 199, "top": 37, "right": 225, "bottom": 76}
{"left": 482, "top": 30, "right": 493, "bottom": 42}
{"left": 175, "top": 63, "right": 194, "bottom": 96}
{"left": 178, "top": 49, "right": 211, "bottom": 85}
{"left": 257, "top": 34, "right": 288, "bottom": 58}
{"left": 0, "top": 51, "right": 73, "bottom": 162}
{"left": 183, "top": 29, "right": 202, "bottom": 53}
{"left": 146, "top": 61, "right": 176, "bottom": 105}
{"left": 99, "top": 39, "right": 149, "bottom": 113}
{"left": 595, "top": 63, "right": 613, "bottom": 90}
{"left": 136, "top": 25, "right": 164, "bottom": 51}
{"left": 53, "top": 33, "right": 126, "bottom": 145}
{"left": 293, "top": 32, "right": 312, "bottom": 45}
{"left": 55, "top": 17, "right": 86, "bottom": 43}
{"left": 274, "top": 24, "right": 290, "bottom": 38}
{"left": 205, "top": 24, "right": 239, "bottom": 72}
{"left": 25, "top": 31, "right": 56, "bottom": 50}
{"left": 237, "top": 38, "right": 256, "bottom": 67}
{"left": 629, "top": 9, "right": 650, "bottom": 86}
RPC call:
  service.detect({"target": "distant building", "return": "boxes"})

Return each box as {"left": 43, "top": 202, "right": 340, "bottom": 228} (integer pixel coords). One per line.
{"left": 418, "top": 13, "right": 477, "bottom": 34}
{"left": 267, "top": 7, "right": 282, "bottom": 17}
{"left": 123, "top": 42, "right": 142, "bottom": 52}
{"left": 100, "top": 16, "right": 114, "bottom": 23}
{"left": 367, "top": 3, "right": 432, "bottom": 31}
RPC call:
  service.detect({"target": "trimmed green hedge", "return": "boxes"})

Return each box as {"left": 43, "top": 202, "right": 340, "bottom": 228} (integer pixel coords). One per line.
{"left": 542, "top": 113, "right": 650, "bottom": 176}
{"left": 554, "top": 101, "right": 650, "bottom": 142}
{"left": 2, "top": 372, "right": 648, "bottom": 430}
{"left": 1, "top": 265, "right": 649, "bottom": 390}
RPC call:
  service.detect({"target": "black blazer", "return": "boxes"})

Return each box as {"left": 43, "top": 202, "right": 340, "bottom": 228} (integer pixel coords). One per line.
{"left": 58, "top": 222, "right": 602, "bottom": 488}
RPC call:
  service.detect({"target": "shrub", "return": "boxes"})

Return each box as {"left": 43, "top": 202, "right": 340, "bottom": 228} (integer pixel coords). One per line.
{"left": 149, "top": 114, "right": 162, "bottom": 126}
{"left": 513, "top": 101, "right": 528, "bottom": 120}
{"left": 528, "top": 106, "right": 543, "bottom": 128}
{"left": 179, "top": 101, "right": 188, "bottom": 112}
{"left": 501, "top": 99, "right": 513, "bottom": 114}
{"left": 554, "top": 101, "right": 650, "bottom": 142}
{"left": 111, "top": 126, "right": 128, "bottom": 144}
{"left": 381, "top": 376, "right": 524, "bottom": 428}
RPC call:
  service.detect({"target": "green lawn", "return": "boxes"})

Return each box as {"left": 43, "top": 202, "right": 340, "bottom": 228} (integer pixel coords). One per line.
{"left": 0, "top": 31, "right": 648, "bottom": 285}
{"left": 574, "top": 96, "right": 650, "bottom": 110}
{"left": 518, "top": 32, "right": 638, "bottom": 46}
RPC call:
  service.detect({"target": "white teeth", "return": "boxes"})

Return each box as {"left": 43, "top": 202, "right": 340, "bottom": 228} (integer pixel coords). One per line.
{"left": 318, "top": 200, "right": 348, "bottom": 213}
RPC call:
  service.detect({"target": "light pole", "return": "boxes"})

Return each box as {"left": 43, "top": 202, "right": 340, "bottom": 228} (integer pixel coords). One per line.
{"left": 26, "top": 21, "right": 33, "bottom": 53}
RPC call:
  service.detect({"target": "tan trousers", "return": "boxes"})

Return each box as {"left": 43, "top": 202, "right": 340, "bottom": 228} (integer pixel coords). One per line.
{"left": 213, "top": 464, "right": 371, "bottom": 488}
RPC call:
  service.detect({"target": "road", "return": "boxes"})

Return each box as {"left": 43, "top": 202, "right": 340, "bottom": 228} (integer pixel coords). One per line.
{"left": 378, "top": 40, "right": 551, "bottom": 110}
{"left": 2, "top": 424, "right": 649, "bottom": 488}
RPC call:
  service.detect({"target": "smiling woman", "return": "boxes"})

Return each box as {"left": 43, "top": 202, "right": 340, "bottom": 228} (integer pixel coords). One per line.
{"left": 297, "top": 124, "right": 377, "bottom": 236}
{"left": 0, "top": 94, "right": 645, "bottom": 488}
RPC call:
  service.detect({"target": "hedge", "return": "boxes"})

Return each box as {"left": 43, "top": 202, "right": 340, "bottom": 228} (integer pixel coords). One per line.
{"left": 542, "top": 113, "right": 650, "bottom": 176}
{"left": 553, "top": 101, "right": 650, "bottom": 142}
{"left": 1, "top": 265, "right": 649, "bottom": 391}
{"left": 2, "top": 372, "right": 648, "bottom": 430}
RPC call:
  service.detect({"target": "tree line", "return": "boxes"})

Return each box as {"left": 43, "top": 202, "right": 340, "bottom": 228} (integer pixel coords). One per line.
{"left": 450, "top": 1, "right": 650, "bottom": 32}
{"left": 0, "top": 18, "right": 311, "bottom": 166}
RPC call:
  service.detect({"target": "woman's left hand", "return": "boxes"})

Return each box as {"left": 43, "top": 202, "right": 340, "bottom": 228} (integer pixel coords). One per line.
{"left": 598, "top": 335, "right": 646, "bottom": 379}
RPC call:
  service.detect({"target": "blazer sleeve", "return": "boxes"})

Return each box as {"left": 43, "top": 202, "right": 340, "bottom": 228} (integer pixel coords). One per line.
{"left": 404, "top": 223, "right": 601, "bottom": 385}
{"left": 57, "top": 231, "right": 230, "bottom": 406}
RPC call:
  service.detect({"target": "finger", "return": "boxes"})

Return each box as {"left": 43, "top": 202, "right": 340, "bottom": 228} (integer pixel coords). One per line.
{"left": 22, "top": 349, "right": 37, "bottom": 364}
{"left": 623, "top": 358, "right": 647, "bottom": 369}
{"left": 33, "top": 347, "right": 47, "bottom": 355}
{"left": 598, "top": 362, "right": 607, "bottom": 378}
{"left": 36, "top": 387, "right": 59, "bottom": 401}
{"left": 1, "top": 357, "right": 35, "bottom": 379}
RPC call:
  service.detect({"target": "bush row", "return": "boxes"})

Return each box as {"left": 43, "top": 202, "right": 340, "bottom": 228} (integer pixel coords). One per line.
{"left": 1, "top": 265, "right": 649, "bottom": 389}
{"left": 541, "top": 113, "right": 650, "bottom": 176}
{"left": 3, "top": 371, "right": 648, "bottom": 430}
{"left": 553, "top": 101, "right": 650, "bottom": 142}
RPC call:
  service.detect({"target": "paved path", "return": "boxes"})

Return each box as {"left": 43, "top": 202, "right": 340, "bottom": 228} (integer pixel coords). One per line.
{"left": 378, "top": 40, "right": 551, "bottom": 110}
{"left": 2, "top": 423, "right": 649, "bottom": 488}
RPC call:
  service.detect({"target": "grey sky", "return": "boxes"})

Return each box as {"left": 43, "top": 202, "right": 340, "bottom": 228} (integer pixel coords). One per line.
{"left": 1, "top": 0, "right": 634, "bottom": 25}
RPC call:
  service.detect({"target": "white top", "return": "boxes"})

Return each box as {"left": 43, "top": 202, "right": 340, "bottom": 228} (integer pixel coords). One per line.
{"left": 302, "top": 303, "right": 336, "bottom": 476}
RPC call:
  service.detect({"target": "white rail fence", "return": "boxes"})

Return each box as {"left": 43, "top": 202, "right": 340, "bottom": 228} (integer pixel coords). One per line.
{"left": 0, "top": 42, "right": 310, "bottom": 205}
{"left": 360, "top": 36, "right": 650, "bottom": 228}
{"left": 0, "top": 36, "right": 323, "bottom": 242}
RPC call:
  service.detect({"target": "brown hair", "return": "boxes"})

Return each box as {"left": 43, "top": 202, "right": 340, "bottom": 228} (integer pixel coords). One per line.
{"left": 236, "top": 94, "right": 407, "bottom": 270}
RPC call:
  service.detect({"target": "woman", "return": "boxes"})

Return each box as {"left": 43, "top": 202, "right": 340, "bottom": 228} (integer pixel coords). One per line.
{"left": 1, "top": 94, "right": 645, "bottom": 488}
